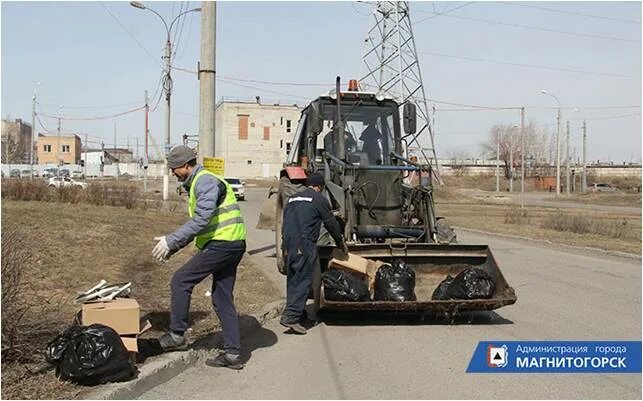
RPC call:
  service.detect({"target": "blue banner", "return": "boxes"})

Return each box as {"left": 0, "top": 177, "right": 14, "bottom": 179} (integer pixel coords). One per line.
{"left": 467, "top": 341, "right": 642, "bottom": 373}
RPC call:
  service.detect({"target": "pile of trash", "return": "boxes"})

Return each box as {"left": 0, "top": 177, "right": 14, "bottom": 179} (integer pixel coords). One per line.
{"left": 45, "top": 280, "right": 147, "bottom": 386}
{"left": 322, "top": 259, "right": 417, "bottom": 302}
{"left": 432, "top": 267, "right": 495, "bottom": 300}
{"left": 45, "top": 324, "right": 136, "bottom": 386}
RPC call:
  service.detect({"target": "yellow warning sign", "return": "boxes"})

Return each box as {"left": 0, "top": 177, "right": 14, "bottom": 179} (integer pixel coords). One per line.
{"left": 203, "top": 157, "right": 225, "bottom": 176}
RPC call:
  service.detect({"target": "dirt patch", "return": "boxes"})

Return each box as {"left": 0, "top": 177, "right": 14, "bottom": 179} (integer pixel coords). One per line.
{"left": 1, "top": 200, "right": 280, "bottom": 400}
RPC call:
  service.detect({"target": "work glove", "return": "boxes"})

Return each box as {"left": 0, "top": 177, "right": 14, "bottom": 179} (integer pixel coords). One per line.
{"left": 153, "top": 236, "right": 170, "bottom": 262}
{"left": 339, "top": 240, "right": 349, "bottom": 255}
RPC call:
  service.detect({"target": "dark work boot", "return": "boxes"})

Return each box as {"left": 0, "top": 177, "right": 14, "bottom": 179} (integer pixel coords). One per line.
{"left": 280, "top": 320, "right": 307, "bottom": 335}
{"left": 158, "top": 331, "right": 188, "bottom": 352}
{"left": 205, "top": 352, "right": 244, "bottom": 370}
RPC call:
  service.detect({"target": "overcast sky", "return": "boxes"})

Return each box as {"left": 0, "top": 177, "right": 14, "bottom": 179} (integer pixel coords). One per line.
{"left": 2, "top": 1, "right": 641, "bottom": 162}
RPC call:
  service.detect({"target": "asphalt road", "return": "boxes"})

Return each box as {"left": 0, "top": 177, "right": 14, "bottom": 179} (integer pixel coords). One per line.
{"left": 139, "top": 188, "right": 641, "bottom": 399}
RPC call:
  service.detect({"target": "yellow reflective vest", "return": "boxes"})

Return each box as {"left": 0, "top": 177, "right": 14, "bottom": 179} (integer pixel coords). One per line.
{"left": 188, "top": 169, "right": 246, "bottom": 249}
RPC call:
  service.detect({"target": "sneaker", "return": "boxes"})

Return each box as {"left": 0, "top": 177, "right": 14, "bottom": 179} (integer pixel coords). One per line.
{"left": 300, "top": 316, "right": 318, "bottom": 329}
{"left": 280, "top": 320, "right": 307, "bottom": 335}
{"left": 205, "top": 352, "right": 244, "bottom": 370}
{"left": 158, "top": 332, "right": 188, "bottom": 351}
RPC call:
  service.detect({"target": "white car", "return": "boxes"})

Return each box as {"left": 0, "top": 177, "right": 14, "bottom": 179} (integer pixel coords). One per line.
{"left": 225, "top": 177, "right": 246, "bottom": 201}
{"left": 47, "top": 176, "right": 88, "bottom": 189}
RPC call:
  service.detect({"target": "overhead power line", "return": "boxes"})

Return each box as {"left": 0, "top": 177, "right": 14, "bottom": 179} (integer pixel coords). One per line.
{"left": 37, "top": 105, "right": 145, "bottom": 121}
{"left": 100, "top": 2, "right": 161, "bottom": 67}
{"left": 500, "top": 2, "right": 642, "bottom": 25}
{"left": 435, "top": 12, "right": 641, "bottom": 44}
{"left": 418, "top": 51, "right": 639, "bottom": 79}
{"left": 38, "top": 100, "right": 142, "bottom": 109}
{"left": 412, "top": 2, "right": 476, "bottom": 24}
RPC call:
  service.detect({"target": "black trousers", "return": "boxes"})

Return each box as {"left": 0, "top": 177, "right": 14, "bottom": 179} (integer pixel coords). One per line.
{"left": 169, "top": 240, "right": 246, "bottom": 354}
{"left": 281, "top": 239, "right": 318, "bottom": 324}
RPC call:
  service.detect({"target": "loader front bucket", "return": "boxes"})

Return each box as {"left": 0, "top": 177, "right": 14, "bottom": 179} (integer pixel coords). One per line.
{"left": 320, "top": 243, "right": 517, "bottom": 314}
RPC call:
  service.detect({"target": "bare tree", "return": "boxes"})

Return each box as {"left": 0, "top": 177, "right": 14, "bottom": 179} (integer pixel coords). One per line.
{"left": 480, "top": 120, "right": 549, "bottom": 178}
{"left": 1, "top": 136, "right": 24, "bottom": 164}
{"left": 447, "top": 150, "right": 471, "bottom": 177}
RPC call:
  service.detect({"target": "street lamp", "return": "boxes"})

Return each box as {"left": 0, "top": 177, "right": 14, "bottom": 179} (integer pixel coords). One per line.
{"left": 130, "top": 1, "right": 201, "bottom": 201}
{"left": 540, "top": 89, "right": 561, "bottom": 197}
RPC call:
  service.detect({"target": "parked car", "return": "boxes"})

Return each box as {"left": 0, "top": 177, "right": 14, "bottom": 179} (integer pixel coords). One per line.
{"left": 21, "top": 169, "right": 38, "bottom": 179}
{"left": 590, "top": 183, "right": 616, "bottom": 192}
{"left": 9, "top": 169, "right": 21, "bottom": 178}
{"left": 71, "top": 170, "right": 85, "bottom": 179}
{"left": 224, "top": 177, "right": 246, "bottom": 201}
{"left": 47, "top": 176, "right": 88, "bottom": 189}
{"left": 42, "top": 167, "right": 58, "bottom": 178}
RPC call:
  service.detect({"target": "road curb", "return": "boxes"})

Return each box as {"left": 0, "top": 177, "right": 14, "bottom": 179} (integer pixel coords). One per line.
{"left": 455, "top": 226, "right": 641, "bottom": 260}
{"left": 83, "top": 299, "right": 285, "bottom": 400}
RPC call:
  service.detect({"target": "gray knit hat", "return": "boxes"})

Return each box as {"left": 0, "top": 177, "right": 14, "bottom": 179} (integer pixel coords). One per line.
{"left": 167, "top": 145, "right": 197, "bottom": 169}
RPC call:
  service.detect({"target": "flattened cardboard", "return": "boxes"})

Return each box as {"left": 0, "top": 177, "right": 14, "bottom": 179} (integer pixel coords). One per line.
{"left": 120, "top": 336, "right": 138, "bottom": 352}
{"left": 81, "top": 298, "right": 140, "bottom": 335}
{"left": 329, "top": 250, "right": 386, "bottom": 292}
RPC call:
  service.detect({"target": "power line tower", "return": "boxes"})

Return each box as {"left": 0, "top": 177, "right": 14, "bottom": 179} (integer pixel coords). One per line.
{"left": 359, "top": 1, "right": 441, "bottom": 182}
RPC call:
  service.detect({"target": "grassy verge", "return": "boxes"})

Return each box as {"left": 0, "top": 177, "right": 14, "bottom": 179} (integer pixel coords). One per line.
{"left": 435, "top": 199, "right": 641, "bottom": 255}
{"left": 1, "top": 201, "right": 280, "bottom": 400}
{"left": 542, "top": 192, "right": 641, "bottom": 208}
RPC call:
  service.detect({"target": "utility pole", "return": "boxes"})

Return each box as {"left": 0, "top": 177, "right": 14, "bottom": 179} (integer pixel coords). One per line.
{"left": 57, "top": 111, "right": 62, "bottom": 175}
{"left": 30, "top": 85, "right": 37, "bottom": 179}
{"left": 520, "top": 107, "right": 525, "bottom": 208}
{"left": 129, "top": 1, "right": 201, "bottom": 200}
{"left": 114, "top": 121, "right": 119, "bottom": 181}
{"left": 495, "top": 128, "right": 500, "bottom": 193}
{"left": 144, "top": 89, "right": 149, "bottom": 193}
{"left": 84, "top": 133, "right": 88, "bottom": 179}
{"left": 509, "top": 127, "right": 514, "bottom": 193}
{"left": 100, "top": 141, "right": 105, "bottom": 179}
{"left": 566, "top": 120, "right": 570, "bottom": 195}
{"left": 582, "top": 120, "right": 587, "bottom": 193}
{"left": 198, "top": 1, "right": 216, "bottom": 160}
{"left": 162, "top": 33, "right": 172, "bottom": 200}
{"left": 556, "top": 108, "right": 561, "bottom": 196}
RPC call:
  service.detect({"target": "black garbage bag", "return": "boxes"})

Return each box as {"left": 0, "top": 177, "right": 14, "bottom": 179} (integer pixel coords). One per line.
{"left": 432, "top": 268, "right": 495, "bottom": 300}
{"left": 431, "top": 275, "right": 455, "bottom": 301}
{"left": 45, "top": 324, "right": 136, "bottom": 386}
{"left": 322, "top": 269, "right": 370, "bottom": 301}
{"left": 374, "top": 259, "right": 417, "bottom": 302}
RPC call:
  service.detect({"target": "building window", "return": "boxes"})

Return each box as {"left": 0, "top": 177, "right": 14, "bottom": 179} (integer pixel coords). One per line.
{"left": 43, "top": 144, "right": 51, "bottom": 152}
{"left": 263, "top": 127, "right": 270, "bottom": 141}
{"left": 280, "top": 117, "right": 284, "bottom": 125}
{"left": 62, "top": 145, "right": 70, "bottom": 153}
{"left": 247, "top": 160, "right": 252, "bottom": 165}
{"left": 286, "top": 120, "right": 292, "bottom": 133}
{"left": 286, "top": 142, "right": 292, "bottom": 152}
{"left": 250, "top": 122, "right": 255, "bottom": 128}
{"left": 238, "top": 115, "right": 249, "bottom": 140}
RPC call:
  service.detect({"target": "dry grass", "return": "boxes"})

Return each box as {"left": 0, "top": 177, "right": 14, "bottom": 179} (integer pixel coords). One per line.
{"left": 438, "top": 202, "right": 641, "bottom": 255}
{"left": 1, "top": 201, "right": 280, "bottom": 399}
{"left": 541, "top": 212, "right": 630, "bottom": 238}
{"left": 544, "top": 192, "right": 641, "bottom": 208}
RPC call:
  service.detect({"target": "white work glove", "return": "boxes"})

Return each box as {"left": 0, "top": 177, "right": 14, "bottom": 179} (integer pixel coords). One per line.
{"left": 152, "top": 236, "right": 170, "bottom": 262}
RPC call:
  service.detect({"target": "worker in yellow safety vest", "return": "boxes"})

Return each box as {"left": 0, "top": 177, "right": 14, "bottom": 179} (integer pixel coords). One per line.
{"left": 152, "top": 145, "right": 246, "bottom": 370}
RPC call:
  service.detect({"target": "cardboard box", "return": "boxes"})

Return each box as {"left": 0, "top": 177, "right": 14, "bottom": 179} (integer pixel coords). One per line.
{"left": 329, "top": 250, "right": 386, "bottom": 292}
{"left": 81, "top": 298, "right": 151, "bottom": 352}
{"left": 82, "top": 298, "right": 140, "bottom": 335}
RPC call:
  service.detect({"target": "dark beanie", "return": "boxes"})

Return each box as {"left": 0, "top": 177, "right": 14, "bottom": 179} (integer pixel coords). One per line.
{"left": 306, "top": 172, "right": 325, "bottom": 187}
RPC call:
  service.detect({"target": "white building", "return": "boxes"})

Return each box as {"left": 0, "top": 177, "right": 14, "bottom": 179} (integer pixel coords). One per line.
{"left": 215, "top": 98, "right": 302, "bottom": 178}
